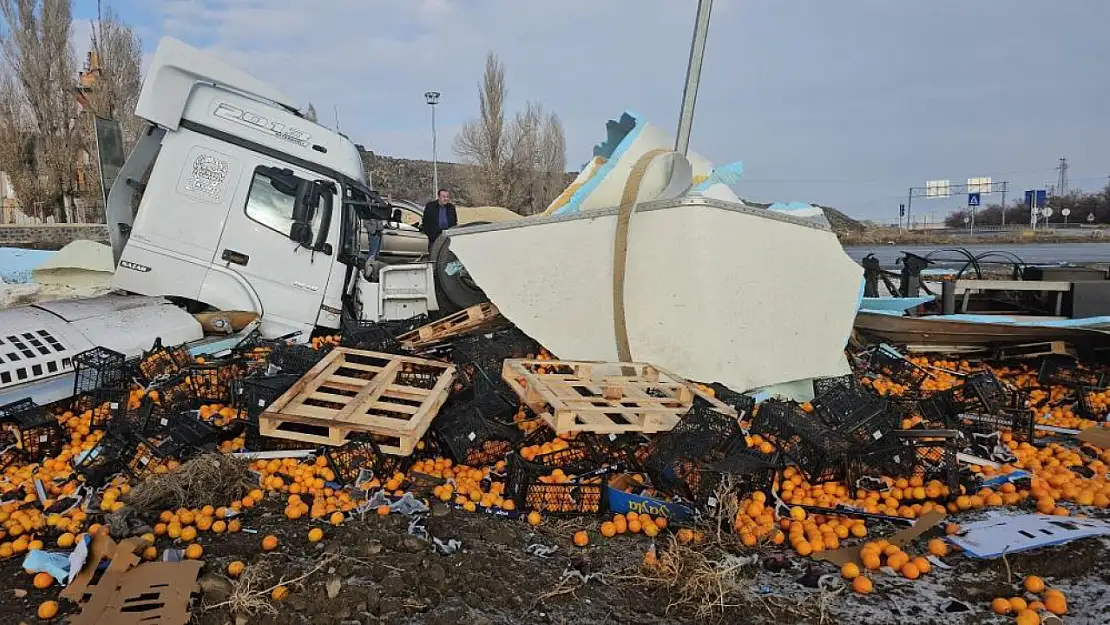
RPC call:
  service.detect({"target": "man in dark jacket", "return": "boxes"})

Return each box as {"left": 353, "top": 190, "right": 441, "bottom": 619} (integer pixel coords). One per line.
{"left": 422, "top": 189, "right": 458, "bottom": 246}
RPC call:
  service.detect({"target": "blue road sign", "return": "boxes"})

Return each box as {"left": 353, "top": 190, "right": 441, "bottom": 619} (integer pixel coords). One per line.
{"left": 968, "top": 192, "right": 981, "bottom": 207}
{"left": 1025, "top": 189, "right": 1048, "bottom": 208}
{"left": 1035, "top": 189, "right": 1047, "bottom": 208}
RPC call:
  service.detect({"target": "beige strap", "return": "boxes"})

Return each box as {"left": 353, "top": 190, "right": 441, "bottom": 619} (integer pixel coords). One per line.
{"left": 612, "top": 149, "right": 672, "bottom": 362}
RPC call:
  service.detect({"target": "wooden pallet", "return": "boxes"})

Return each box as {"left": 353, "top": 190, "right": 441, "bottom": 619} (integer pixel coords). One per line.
{"left": 398, "top": 302, "right": 502, "bottom": 350}
{"left": 259, "top": 348, "right": 455, "bottom": 455}
{"left": 501, "top": 359, "right": 737, "bottom": 434}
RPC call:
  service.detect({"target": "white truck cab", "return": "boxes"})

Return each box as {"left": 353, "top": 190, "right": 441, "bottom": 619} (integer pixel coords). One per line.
{"left": 108, "top": 37, "right": 439, "bottom": 339}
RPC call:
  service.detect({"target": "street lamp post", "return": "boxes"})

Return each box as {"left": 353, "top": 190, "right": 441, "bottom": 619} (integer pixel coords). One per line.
{"left": 424, "top": 91, "right": 441, "bottom": 198}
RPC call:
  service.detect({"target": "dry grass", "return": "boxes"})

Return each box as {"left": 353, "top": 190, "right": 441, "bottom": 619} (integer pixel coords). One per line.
{"left": 627, "top": 536, "right": 835, "bottom": 623}
{"left": 838, "top": 226, "right": 1101, "bottom": 246}
{"left": 207, "top": 553, "right": 339, "bottom": 617}
{"left": 708, "top": 475, "right": 743, "bottom": 543}
{"left": 125, "top": 453, "right": 254, "bottom": 512}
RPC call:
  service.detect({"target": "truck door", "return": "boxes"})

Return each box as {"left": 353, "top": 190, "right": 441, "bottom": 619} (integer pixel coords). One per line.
{"left": 204, "top": 164, "right": 336, "bottom": 336}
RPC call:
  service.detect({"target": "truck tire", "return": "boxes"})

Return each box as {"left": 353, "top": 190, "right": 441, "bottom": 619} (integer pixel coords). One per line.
{"left": 430, "top": 225, "right": 489, "bottom": 313}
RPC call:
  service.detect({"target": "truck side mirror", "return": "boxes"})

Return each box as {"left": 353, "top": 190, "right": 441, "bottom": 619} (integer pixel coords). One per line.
{"left": 391, "top": 209, "right": 402, "bottom": 223}
{"left": 289, "top": 180, "right": 318, "bottom": 246}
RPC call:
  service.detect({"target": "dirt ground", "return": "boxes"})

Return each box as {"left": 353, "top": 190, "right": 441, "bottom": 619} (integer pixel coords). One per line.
{"left": 2, "top": 499, "right": 1108, "bottom": 625}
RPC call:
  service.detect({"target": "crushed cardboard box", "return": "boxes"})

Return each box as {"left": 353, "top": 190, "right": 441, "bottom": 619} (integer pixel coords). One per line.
{"left": 61, "top": 531, "right": 202, "bottom": 625}
{"left": 815, "top": 510, "right": 945, "bottom": 567}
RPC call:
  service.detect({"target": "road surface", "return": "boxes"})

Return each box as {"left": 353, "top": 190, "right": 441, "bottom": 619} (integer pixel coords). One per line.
{"left": 843, "top": 243, "right": 1110, "bottom": 268}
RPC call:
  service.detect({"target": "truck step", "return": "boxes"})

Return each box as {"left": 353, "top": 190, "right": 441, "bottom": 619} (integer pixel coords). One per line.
{"left": 500, "top": 358, "right": 736, "bottom": 435}
{"left": 258, "top": 347, "right": 455, "bottom": 456}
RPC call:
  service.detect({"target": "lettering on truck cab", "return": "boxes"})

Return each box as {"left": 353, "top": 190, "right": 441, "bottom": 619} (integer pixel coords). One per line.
{"left": 213, "top": 102, "right": 312, "bottom": 147}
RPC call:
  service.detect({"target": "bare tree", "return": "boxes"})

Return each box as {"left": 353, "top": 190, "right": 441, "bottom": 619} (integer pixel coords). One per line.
{"left": 453, "top": 52, "right": 508, "bottom": 207}
{"left": 84, "top": 6, "right": 143, "bottom": 149}
{"left": 0, "top": 0, "right": 80, "bottom": 222}
{"left": 454, "top": 53, "right": 567, "bottom": 213}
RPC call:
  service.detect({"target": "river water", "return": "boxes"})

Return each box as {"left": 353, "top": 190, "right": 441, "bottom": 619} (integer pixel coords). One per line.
{"left": 842, "top": 242, "right": 1110, "bottom": 268}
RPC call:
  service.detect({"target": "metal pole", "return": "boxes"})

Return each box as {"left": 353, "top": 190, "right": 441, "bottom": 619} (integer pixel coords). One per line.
{"left": 431, "top": 103, "right": 439, "bottom": 196}
{"left": 906, "top": 188, "right": 913, "bottom": 231}
{"left": 674, "top": 0, "right": 713, "bottom": 156}
{"left": 999, "top": 181, "right": 1007, "bottom": 227}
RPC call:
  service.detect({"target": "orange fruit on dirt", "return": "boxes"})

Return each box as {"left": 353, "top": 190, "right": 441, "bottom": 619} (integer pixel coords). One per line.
{"left": 654, "top": 516, "right": 667, "bottom": 530}
{"left": 840, "top": 562, "right": 860, "bottom": 580}
{"left": 1015, "top": 609, "right": 1040, "bottom": 625}
{"left": 527, "top": 511, "right": 542, "bottom": 526}
{"left": 142, "top": 546, "right": 158, "bottom": 561}
{"left": 911, "top": 556, "right": 931, "bottom": 575}
{"left": 330, "top": 512, "right": 345, "bottom": 525}
{"left": 1043, "top": 592, "right": 1067, "bottom": 615}
{"left": 1023, "top": 575, "right": 1045, "bottom": 593}
{"left": 991, "top": 597, "right": 1012, "bottom": 615}
{"left": 227, "top": 561, "right": 246, "bottom": 578}
{"left": 1009, "top": 597, "right": 1028, "bottom": 612}
{"left": 861, "top": 551, "right": 881, "bottom": 570}
{"left": 272, "top": 585, "right": 290, "bottom": 601}
{"left": 184, "top": 543, "right": 203, "bottom": 559}
{"left": 376, "top": 506, "right": 390, "bottom": 517}
{"left": 308, "top": 528, "right": 324, "bottom": 542}
{"left": 628, "top": 519, "right": 642, "bottom": 534}
{"left": 927, "top": 538, "right": 948, "bottom": 557}
{"left": 37, "top": 600, "right": 59, "bottom": 619}
{"left": 32, "top": 572, "right": 53, "bottom": 589}
{"left": 600, "top": 522, "right": 617, "bottom": 538}
{"left": 180, "top": 526, "right": 197, "bottom": 542}
{"left": 573, "top": 531, "right": 589, "bottom": 547}
{"left": 851, "top": 576, "right": 872, "bottom": 594}
{"left": 261, "top": 535, "right": 279, "bottom": 551}
{"left": 211, "top": 520, "right": 227, "bottom": 534}
{"left": 228, "top": 519, "right": 242, "bottom": 533}
{"left": 56, "top": 532, "right": 75, "bottom": 548}
{"left": 794, "top": 541, "right": 812, "bottom": 557}
{"left": 900, "top": 562, "right": 920, "bottom": 580}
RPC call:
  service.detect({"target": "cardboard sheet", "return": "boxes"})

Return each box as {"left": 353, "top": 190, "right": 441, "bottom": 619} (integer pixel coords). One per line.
{"left": 62, "top": 532, "right": 202, "bottom": 625}
{"left": 816, "top": 510, "right": 945, "bottom": 567}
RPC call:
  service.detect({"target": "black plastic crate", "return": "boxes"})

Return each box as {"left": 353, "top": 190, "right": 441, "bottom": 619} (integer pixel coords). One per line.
{"left": 507, "top": 452, "right": 606, "bottom": 515}
{"left": 750, "top": 399, "right": 852, "bottom": 484}
{"left": 126, "top": 435, "right": 189, "bottom": 478}
{"left": 0, "top": 430, "right": 22, "bottom": 473}
{"left": 186, "top": 359, "right": 244, "bottom": 404}
{"left": 945, "top": 403, "right": 1036, "bottom": 443}
{"left": 1078, "top": 387, "right": 1110, "bottom": 420}
{"left": 675, "top": 448, "right": 780, "bottom": 509}
{"left": 642, "top": 397, "right": 743, "bottom": 463}
{"left": 72, "top": 433, "right": 136, "bottom": 487}
{"left": 707, "top": 383, "right": 757, "bottom": 421}
{"left": 137, "top": 338, "right": 193, "bottom": 382}
{"left": 233, "top": 374, "right": 300, "bottom": 423}
{"left": 268, "top": 342, "right": 328, "bottom": 376}
{"left": 72, "top": 385, "right": 130, "bottom": 430}
{"left": 859, "top": 345, "right": 929, "bottom": 389}
{"left": 72, "top": 346, "right": 127, "bottom": 395}
{"left": 340, "top": 313, "right": 427, "bottom": 353}
{"left": 0, "top": 399, "right": 64, "bottom": 462}
{"left": 860, "top": 430, "right": 961, "bottom": 495}
{"left": 920, "top": 372, "right": 1009, "bottom": 423}
{"left": 434, "top": 398, "right": 523, "bottom": 467}
{"left": 810, "top": 387, "right": 897, "bottom": 445}
{"left": 168, "top": 414, "right": 218, "bottom": 450}
{"left": 1038, "top": 355, "right": 1106, "bottom": 389}
{"left": 325, "top": 434, "right": 384, "bottom": 486}
{"left": 812, "top": 374, "right": 859, "bottom": 398}
{"left": 450, "top": 328, "right": 540, "bottom": 396}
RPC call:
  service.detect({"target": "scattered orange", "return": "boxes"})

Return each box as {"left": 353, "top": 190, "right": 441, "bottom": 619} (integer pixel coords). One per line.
{"left": 184, "top": 543, "right": 203, "bottom": 559}
{"left": 851, "top": 576, "right": 872, "bottom": 594}
{"left": 32, "top": 572, "right": 53, "bottom": 589}
{"left": 376, "top": 506, "right": 390, "bottom": 517}
{"left": 527, "top": 511, "right": 542, "bottom": 526}
{"left": 900, "top": 562, "right": 920, "bottom": 580}
{"left": 927, "top": 538, "right": 948, "bottom": 557}
{"left": 1043, "top": 592, "right": 1067, "bottom": 615}
{"left": 600, "top": 521, "right": 617, "bottom": 538}
{"left": 37, "top": 600, "right": 59, "bottom": 619}
{"left": 308, "top": 528, "right": 324, "bottom": 542}
{"left": 840, "top": 562, "right": 860, "bottom": 580}
{"left": 1023, "top": 575, "right": 1045, "bottom": 593}
{"left": 991, "top": 597, "right": 1012, "bottom": 615}
{"left": 1015, "top": 609, "right": 1040, "bottom": 625}
{"left": 573, "top": 531, "right": 589, "bottom": 547}
{"left": 261, "top": 535, "right": 279, "bottom": 551}
{"left": 272, "top": 585, "right": 290, "bottom": 601}
{"left": 227, "top": 561, "right": 246, "bottom": 578}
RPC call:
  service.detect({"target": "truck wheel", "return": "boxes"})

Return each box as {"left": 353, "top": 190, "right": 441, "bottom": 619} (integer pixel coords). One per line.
{"left": 430, "top": 225, "right": 489, "bottom": 313}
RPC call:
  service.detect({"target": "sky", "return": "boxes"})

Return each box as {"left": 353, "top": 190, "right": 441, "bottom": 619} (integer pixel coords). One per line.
{"left": 72, "top": 0, "right": 1110, "bottom": 221}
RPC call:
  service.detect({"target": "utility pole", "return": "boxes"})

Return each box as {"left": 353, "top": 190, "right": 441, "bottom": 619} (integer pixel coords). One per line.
{"left": 1056, "top": 158, "right": 1069, "bottom": 196}
{"left": 425, "top": 92, "right": 441, "bottom": 197}
{"left": 674, "top": 0, "right": 713, "bottom": 156}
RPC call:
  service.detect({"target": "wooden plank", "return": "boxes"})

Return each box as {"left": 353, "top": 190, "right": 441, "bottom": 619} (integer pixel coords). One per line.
{"left": 262, "top": 349, "right": 343, "bottom": 415}
{"left": 953, "top": 279, "right": 1072, "bottom": 294}
{"left": 334, "top": 359, "right": 402, "bottom": 425}
{"left": 259, "top": 415, "right": 349, "bottom": 446}
{"left": 398, "top": 302, "right": 501, "bottom": 349}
